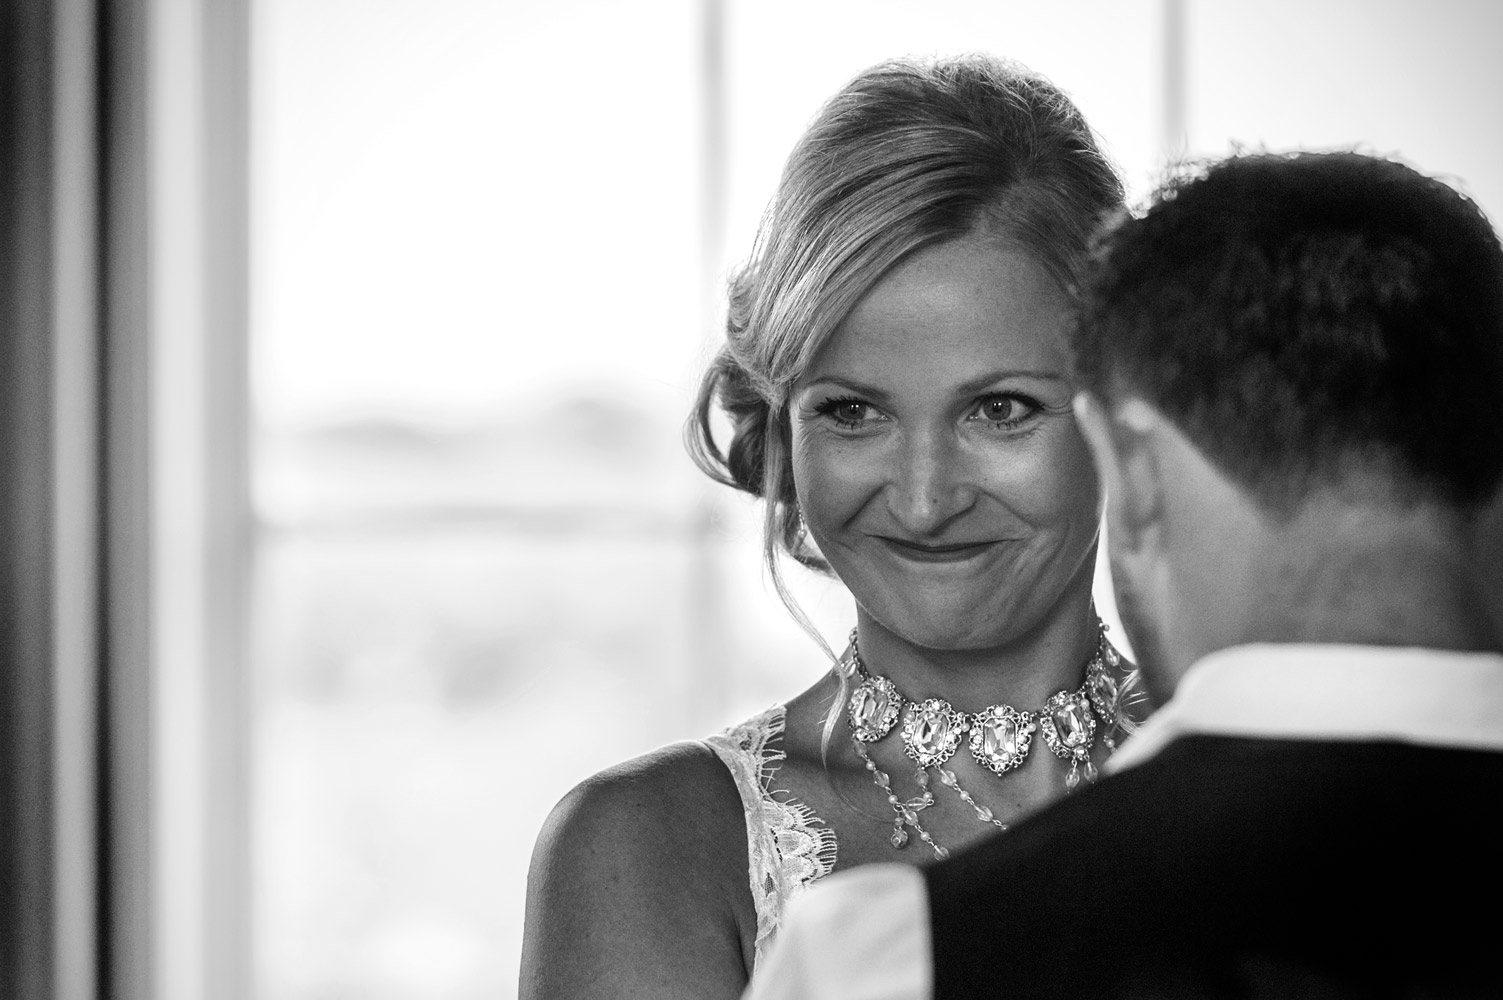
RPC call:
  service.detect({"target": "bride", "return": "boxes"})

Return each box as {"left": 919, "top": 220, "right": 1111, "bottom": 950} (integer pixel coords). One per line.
{"left": 519, "top": 53, "right": 1143, "bottom": 1000}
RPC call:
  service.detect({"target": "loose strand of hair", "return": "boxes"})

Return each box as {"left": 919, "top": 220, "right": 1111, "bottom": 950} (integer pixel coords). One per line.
{"left": 759, "top": 429, "right": 852, "bottom": 765}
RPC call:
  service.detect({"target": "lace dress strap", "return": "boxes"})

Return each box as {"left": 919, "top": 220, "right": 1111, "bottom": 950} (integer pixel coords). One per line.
{"left": 703, "top": 705, "right": 838, "bottom": 969}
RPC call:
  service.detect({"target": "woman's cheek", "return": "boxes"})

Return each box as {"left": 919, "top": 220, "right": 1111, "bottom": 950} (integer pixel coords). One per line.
{"left": 1056, "top": 423, "right": 1105, "bottom": 520}
{"left": 793, "top": 435, "right": 880, "bottom": 535}
{"left": 1024, "top": 430, "right": 1104, "bottom": 540}
{"left": 979, "top": 426, "right": 1099, "bottom": 527}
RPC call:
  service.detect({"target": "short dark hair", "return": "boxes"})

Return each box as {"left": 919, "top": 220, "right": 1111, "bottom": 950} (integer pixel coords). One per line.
{"left": 1073, "top": 152, "right": 1503, "bottom": 512}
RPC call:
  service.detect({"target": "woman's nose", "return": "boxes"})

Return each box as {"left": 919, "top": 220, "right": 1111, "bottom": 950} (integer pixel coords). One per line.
{"left": 886, "top": 429, "right": 975, "bottom": 534}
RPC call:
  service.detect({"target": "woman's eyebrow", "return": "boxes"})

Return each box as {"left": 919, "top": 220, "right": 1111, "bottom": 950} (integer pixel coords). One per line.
{"left": 956, "top": 370, "right": 1071, "bottom": 394}
{"left": 800, "top": 370, "right": 1070, "bottom": 400}
{"left": 796, "top": 376, "right": 893, "bottom": 402}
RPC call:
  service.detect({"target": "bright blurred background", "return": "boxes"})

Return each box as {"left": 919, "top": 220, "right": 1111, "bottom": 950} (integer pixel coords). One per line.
{"left": 246, "top": 1, "right": 1503, "bottom": 997}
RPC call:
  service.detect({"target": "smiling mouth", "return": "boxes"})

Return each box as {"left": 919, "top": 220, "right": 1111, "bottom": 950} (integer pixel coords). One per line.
{"left": 877, "top": 537, "right": 1001, "bottom": 563}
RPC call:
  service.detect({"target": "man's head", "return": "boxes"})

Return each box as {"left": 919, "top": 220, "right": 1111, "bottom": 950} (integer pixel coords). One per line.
{"left": 1071, "top": 152, "right": 1503, "bottom": 699}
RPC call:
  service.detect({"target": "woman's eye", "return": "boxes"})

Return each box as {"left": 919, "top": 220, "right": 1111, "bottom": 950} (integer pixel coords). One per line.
{"left": 983, "top": 398, "right": 1017, "bottom": 422}
{"left": 812, "top": 397, "right": 878, "bottom": 429}
{"left": 831, "top": 401, "right": 868, "bottom": 424}
{"left": 972, "top": 394, "right": 1041, "bottom": 428}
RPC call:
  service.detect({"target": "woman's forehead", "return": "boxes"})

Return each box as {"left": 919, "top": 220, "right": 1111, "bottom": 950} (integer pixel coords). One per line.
{"left": 801, "top": 239, "right": 1073, "bottom": 387}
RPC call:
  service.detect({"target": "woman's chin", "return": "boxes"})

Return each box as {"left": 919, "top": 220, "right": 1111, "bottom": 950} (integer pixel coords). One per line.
{"left": 863, "top": 604, "right": 1017, "bottom": 652}
{"left": 860, "top": 583, "right": 1092, "bottom": 652}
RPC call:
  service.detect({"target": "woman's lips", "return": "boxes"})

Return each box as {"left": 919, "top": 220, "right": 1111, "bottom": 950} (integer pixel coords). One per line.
{"left": 876, "top": 537, "right": 1001, "bottom": 563}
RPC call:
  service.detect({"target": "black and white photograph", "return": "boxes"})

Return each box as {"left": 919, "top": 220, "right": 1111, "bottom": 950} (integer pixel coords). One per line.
{"left": 3, "top": 1, "right": 1501, "bottom": 998}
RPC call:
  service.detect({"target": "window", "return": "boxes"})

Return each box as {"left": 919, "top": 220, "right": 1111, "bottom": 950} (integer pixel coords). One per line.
{"left": 247, "top": 3, "right": 1502, "bottom": 998}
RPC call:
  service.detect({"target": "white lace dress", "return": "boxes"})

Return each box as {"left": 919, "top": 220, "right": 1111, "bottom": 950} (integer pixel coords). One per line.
{"left": 702, "top": 705, "right": 839, "bottom": 968}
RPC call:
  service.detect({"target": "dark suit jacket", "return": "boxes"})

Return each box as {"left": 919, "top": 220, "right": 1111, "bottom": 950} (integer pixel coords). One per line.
{"left": 926, "top": 736, "right": 1503, "bottom": 999}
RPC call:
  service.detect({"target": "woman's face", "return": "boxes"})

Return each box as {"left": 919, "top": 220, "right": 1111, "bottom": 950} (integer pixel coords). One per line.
{"left": 789, "top": 234, "right": 1102, "bottom": 650}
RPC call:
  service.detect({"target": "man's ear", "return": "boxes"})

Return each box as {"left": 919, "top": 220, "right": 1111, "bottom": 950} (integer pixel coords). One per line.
{"left": 1073, "top": 392, "right": 1165, "bottom": 553}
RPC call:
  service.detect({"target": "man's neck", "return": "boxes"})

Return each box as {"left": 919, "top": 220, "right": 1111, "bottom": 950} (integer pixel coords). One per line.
{"left": 1187, "top": 497, "right": 1500, "bottom": 665}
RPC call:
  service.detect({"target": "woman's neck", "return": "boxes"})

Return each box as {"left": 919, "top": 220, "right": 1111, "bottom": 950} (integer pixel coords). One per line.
{"left": 851, "top": 579, "right": 1102, "bottom": 711}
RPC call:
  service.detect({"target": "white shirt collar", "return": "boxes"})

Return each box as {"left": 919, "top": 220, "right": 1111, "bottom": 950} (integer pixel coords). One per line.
{"left": 1108, "top": 643, "right": 1503, "bottom": 774}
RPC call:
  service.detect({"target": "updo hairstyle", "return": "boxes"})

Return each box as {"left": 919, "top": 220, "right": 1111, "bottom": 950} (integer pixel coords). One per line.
{"left": 687, "top": 54, "right": 1125, "bottom": 620}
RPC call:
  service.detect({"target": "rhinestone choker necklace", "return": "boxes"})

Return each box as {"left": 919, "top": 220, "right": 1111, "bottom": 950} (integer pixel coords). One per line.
{"left": 844, "top": 619, "right": 1126, "bottom": 859}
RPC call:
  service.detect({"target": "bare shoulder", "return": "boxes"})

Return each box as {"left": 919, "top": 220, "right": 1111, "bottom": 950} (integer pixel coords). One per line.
{"left": 520, "top": 741, "right": 754, "bottom": 1000}
{"left": 531, "top": 742, "right": 750, "bottom": 881}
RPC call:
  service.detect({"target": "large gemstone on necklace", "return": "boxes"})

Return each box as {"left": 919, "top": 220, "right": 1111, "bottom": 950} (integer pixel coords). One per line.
{"left": 1055, "top": 699, "right": 1091, "bottom": 746}
{"left": 848, "top": 676, "right": 901, "bottom": 742}
{"left": 981, "top": 718, "right": 1017, "bottom": 756}
{"left": 901, "top": 699, "right": 963, "bottom": 768}
{"left": 851, "top": 686, "right": 888, "bottom": 728}
{"left": 1041, "top": 689, "right": 1096, "bottom": 760}
{"left": 969, "top": 705, "right": 1036, "bottom": 775}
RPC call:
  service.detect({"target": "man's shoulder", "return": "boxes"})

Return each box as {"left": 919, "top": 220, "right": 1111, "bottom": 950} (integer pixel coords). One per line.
{"left": 922, "top": 735, "right": 1503, "bottom": 997}
{"left": 744, "top": 864, "right": 932, "bottom": 1000}
{"left": 931, "top": 734, "right": 1503, "bottom": 893}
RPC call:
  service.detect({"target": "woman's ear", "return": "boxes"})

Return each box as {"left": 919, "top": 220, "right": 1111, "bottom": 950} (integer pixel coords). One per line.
{"left": 1073, "top": 393, "right": 1165, "bottom": 554}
